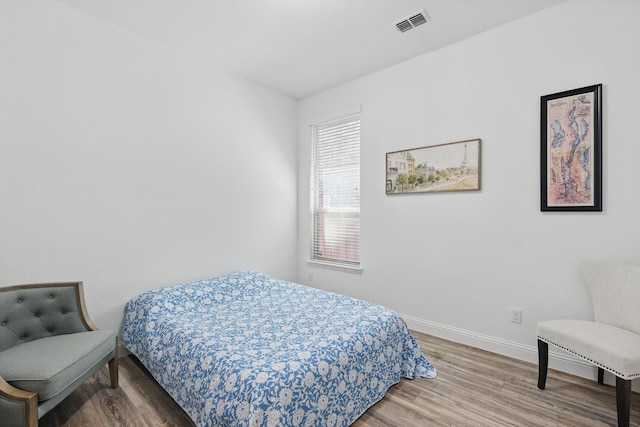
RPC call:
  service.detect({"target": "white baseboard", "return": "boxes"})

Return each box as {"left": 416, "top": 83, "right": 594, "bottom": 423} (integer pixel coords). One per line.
{"left": 402, "top": 314, "right": 640, "bottom": 392}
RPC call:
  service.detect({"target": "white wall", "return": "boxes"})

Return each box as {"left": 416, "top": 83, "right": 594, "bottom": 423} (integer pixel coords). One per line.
{"left": 298, "top": 0, "right": 640, "bottom": 384}
{"left": 0, "top": 0, "right": 298, "bottom": 335}
{"left": 2, "top": 0, "right": 638, "bottom": 389}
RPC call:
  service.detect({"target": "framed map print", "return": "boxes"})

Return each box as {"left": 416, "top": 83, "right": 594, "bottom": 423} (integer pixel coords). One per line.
{"left": 540, "top": 84, "right": 602, "bottom": 211}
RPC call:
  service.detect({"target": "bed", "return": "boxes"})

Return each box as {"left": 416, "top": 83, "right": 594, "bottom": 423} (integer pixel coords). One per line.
{"left": 122, "top": 271, "right": 436, "bottom": 426}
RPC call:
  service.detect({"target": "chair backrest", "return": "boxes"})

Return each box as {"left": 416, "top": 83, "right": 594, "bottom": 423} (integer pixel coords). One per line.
{"left": 581, "top": 262, "right": 640, "bottom": 335}
{"left": 0, "top": 282, "right": 93, "bottom": 352}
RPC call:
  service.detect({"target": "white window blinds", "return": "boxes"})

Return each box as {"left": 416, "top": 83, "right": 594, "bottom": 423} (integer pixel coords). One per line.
{"left": 310, "top": 114, "right": 360, "bottom": 267}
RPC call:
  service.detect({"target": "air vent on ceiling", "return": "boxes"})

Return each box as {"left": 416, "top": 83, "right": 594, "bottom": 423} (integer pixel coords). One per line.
{"left": 394, "top": 9, "right": 429, "bottom": 33}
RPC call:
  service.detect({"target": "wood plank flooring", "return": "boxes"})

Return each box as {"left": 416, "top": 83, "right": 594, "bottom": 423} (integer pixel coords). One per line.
{"left": 40, "top": 332, "right": 639, "bottom": 426}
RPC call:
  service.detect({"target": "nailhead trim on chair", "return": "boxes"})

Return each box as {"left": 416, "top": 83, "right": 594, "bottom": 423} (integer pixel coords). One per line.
{"left": 538, "top": 336, "right": 640, "bottom": 379}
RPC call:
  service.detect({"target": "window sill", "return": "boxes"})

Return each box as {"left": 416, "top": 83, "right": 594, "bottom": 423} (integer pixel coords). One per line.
{"left": 307, "top": 260, "right": 363, "bottom": 274}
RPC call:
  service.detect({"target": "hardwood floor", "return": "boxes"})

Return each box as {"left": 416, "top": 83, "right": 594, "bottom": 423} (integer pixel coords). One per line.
{"left": 40, "top": 332, "right": 639, "bottom": 426}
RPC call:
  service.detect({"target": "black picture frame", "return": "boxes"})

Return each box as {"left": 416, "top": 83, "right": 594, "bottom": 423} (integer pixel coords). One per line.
{"left": 540, "top": 84, "right": 602, "bottom": 211}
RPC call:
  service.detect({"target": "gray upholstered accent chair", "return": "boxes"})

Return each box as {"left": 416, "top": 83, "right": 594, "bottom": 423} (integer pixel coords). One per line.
{"left": 537, "top": 262, "right": 640, "bottom": 427}
{"left": 0, "top": 282, "right": 118, "bottom": 427}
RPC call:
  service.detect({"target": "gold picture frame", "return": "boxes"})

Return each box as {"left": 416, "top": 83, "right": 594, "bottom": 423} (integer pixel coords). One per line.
{"left": 386, "top": 138, "right": 481, "bottom": 194}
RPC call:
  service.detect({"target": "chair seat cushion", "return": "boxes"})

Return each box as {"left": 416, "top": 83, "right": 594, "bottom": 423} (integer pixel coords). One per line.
{"left": 0, "top": 330, "right": 114, "bottom": 401}
{"left": 537, "top": 319, "right": 640, "bottom": 380}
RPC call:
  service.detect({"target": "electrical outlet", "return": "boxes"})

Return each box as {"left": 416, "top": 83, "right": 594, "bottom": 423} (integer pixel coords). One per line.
{"left": 510, "top": 308, "right": 522, "bottom": 324}
{"left": 308, "top": 273, "right": 313, "bottom": 282}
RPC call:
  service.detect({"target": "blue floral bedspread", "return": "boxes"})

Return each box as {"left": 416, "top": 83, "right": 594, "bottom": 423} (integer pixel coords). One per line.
{"left": 122, "top": 271, "right": 436, "bottom": 426}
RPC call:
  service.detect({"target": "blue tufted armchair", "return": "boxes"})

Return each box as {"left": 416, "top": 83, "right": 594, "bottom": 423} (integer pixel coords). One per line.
{"left": 0, "top": 282, "right": 118, "bottom": 427}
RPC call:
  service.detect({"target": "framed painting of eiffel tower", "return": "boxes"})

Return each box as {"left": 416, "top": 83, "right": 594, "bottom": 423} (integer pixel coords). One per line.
{"left": 386, "top": 138, "right": 481, "bottom": 194}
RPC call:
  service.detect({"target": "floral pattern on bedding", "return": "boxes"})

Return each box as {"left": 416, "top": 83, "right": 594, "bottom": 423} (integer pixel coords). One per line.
{"left": 122, "top": 271, "right": 436, "bottom": 427}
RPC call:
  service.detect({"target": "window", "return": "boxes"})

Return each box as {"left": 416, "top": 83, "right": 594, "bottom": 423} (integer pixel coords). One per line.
{"left": 310, "top": 113, "right": 360, "bottom": 268}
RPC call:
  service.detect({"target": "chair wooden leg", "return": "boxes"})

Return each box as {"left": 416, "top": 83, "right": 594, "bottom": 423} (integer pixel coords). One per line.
{"left": 615, "top": 376, "right": 631, "bottom": 427}
{"left": 537, "top": 339, "right": 548, "bottom": 390}
{"left": 108, "top": 339, "right": 119, "bottom": 388}
{"left": 109, "top": 357, "right": 119, "bottom": 388}
{"left": 598, "top": 367, "right": 604, "bottom": 384}
{"left": 25, "top": 400, "right": 38, "bottom": 427}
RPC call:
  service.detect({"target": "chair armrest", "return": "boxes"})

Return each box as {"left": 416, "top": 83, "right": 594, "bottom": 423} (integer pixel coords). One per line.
{"left": 75, "top": 282, "right": 99, "bottom": 331}
{"left": 0, "top": 375, "right": 38, "bottom": 427}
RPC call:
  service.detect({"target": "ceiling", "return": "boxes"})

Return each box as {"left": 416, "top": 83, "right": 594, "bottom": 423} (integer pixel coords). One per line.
{"left": 61, "top": 0, "right": 565, "bottom": 99}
